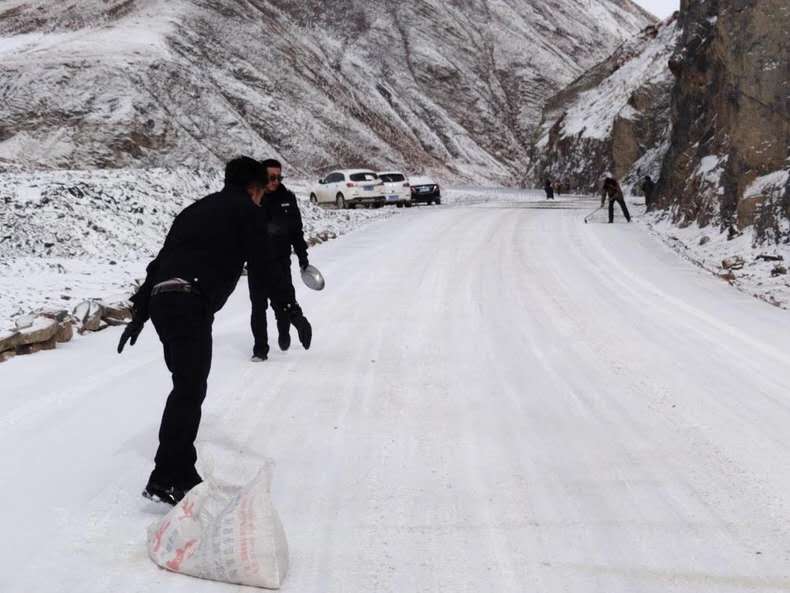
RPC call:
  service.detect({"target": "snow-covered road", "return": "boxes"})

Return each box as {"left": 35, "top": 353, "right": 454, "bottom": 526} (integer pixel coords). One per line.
{"left": 3, "top": 198, "right": 790, "bottom": 592}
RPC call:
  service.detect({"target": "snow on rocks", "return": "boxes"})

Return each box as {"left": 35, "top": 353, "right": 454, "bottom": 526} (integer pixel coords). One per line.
{"left": 15, "top": 316, "right": 58, "bottom": 345}
{"left": 73, "top": 299, "right": 103, "bottom": 332}
{"left": 0, "top": 299, "right": 133, "bottom": 362}
{"left": 744, "top": 169, "right": 790, "bottom": 242}
{"left": 721, "top": 256, "right": 745, "bottom": 271}
{"left": 558, "top": 19, "right": 680, "bottom": 142}
{"left": 693, "top": 154, "right": 728, "bottom": 195}
{"left": 0, "top": 329, "right": 20, "bottom": 357}
{"left": 645, "top": 211, "right": 790, "bottom": 309}
{"left": 0, "top": 315, "right": 59, "bottom": 361}
{"left": 745, "top": 170, "right": 790, "bottom": 202}
{"left": 55, "top": 319, "right": 74, "bottom": 343}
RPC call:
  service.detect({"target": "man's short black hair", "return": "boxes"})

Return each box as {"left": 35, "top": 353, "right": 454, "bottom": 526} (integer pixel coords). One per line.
{"left": 224, "top": 156, "right": 267, "bottom": 188}
{"left": 260, "top": 158, "right": 282, "bottom": 172}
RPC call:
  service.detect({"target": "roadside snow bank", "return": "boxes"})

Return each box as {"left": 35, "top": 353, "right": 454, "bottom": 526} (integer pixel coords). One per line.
{"left": 0, "top": 169, "right": 397, "bottom": 330}
{"left": 645, "top": 211, "right": 790, "bottom": 309}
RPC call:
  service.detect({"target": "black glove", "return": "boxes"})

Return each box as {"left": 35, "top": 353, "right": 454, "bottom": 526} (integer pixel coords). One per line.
{"left": 117, "top": 317, "right": 144, "bottom": 354}
{"left": 298, "top": 256, "right": 309, "bottom": 271}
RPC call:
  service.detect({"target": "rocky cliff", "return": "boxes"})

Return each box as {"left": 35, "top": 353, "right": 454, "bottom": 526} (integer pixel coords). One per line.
{"left": 655, "top": 0, "right": 790, "bottom": 243}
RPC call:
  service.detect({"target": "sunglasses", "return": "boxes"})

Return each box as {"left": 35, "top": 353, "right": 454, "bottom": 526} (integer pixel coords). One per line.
{"left": 268, "top": 175, "right": 284, "bottom": 182}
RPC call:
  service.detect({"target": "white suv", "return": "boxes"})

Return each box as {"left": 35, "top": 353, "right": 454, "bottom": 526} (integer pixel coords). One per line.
{"left": 377, "top": 171, "right": 412, "bottom": 208}
{"left": 310, "top": 169, "right": 385, "bottom": 209}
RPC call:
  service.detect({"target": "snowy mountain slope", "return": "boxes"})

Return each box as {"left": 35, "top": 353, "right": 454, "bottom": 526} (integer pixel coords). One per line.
{"left": 530, "top": 15, "right": 679, "bottom": 191}
{"left": 0, "top": 0, "right": 654, "bottom": 182}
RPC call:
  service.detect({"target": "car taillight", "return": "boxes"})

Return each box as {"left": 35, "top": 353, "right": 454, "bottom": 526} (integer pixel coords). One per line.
{"left": 346, "top": 182, "right": 355, "bottom": 188}
{"left": 403, "top": 183, "right": 409, "bottom": 187}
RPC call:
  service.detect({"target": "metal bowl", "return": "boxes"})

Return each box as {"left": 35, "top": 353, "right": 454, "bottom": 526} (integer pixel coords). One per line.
{"left": 301, "top": 264, "right": 325, "bottom": 291}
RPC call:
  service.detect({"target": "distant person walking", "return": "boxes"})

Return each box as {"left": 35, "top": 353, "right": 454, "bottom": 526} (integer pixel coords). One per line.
{"left": 601, "top": 174, "right": 631, "bottom": 223}
{"left": 544, "top": 179, "right": 555, "bottom": 200}
{"left": 641, "top": 175, "right": 656, "bottom": 212}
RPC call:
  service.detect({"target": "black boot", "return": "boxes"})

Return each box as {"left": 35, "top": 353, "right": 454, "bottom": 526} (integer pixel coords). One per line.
{"left": 143, "top": 468, "right": 202, "bottom": 505}
{"left": 280, "top": 301, "right": 313, "bottom": 350}
{"left": 277, "top": 319, "right": 291, "bottom": 351}
{"left": 252, "top": 344, "right": 269, "bottom": 362}
{"left": 283, "top": 303, "right": 312, "bottom": 350}
{"left": 292, "top": 315, "right": 312, "bottom": 350}
{"left": 143, "top": 480, "right": 188, "bottom": 506}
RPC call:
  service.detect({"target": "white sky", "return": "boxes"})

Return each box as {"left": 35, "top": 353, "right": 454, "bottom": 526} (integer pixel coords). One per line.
{"left": 634, "top": 0, "right": 679, "bottom": 18}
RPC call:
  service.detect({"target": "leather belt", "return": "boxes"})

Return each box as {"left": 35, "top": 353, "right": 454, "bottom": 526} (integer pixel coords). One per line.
{"left": 151, "top": 278, "right": 201, "bottom": 297}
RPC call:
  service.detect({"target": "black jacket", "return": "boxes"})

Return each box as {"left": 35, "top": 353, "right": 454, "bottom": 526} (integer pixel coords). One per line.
{"left": 131, "top": 185, "right": 258, "bottom": 318}
{"left": 250, "top": 185, "right": 309, "bottom": 269}
{"left": 601, "top": 179, "right": 624, "bottom": 205}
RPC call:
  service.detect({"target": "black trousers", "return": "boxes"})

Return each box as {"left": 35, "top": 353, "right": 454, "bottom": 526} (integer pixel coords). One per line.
{"left": 149, "top": 292, "right": 213, "bottom": 488}
{"left": 645, "top": 192, "right": 654, "bottom": 212}
{"left": 609, "top": 196, "right": 631, "bottom": 222}
{"left": 248, "top": 258, "right": 296, "bottom": 354}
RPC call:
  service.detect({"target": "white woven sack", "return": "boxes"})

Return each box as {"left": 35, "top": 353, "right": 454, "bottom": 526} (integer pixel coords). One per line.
{"left": 147, "top": 466, "right": 288, "bottom": 589}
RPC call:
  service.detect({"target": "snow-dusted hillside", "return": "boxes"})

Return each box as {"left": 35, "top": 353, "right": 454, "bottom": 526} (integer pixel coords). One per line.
{"left": 0, "top": 168, "right": 399, "bottom": 326}
{"left": 530, "top": 15, "right": 679, "bottom": 192}
{"left": 0, "top": 0, "right": 654, "bottom": 183}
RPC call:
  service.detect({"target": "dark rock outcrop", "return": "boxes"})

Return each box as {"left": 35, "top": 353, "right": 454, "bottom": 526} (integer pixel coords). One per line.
{"left": 655, "top": 0, "right": 790, "bottom": 242}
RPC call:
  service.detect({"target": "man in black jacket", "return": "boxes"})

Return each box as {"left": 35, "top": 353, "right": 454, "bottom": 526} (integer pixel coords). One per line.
{"left": 247, "top": 158, "right": 312, "bottom": 361}
{"left": 117, "top": 156, "right": 268, "bottom": 505}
